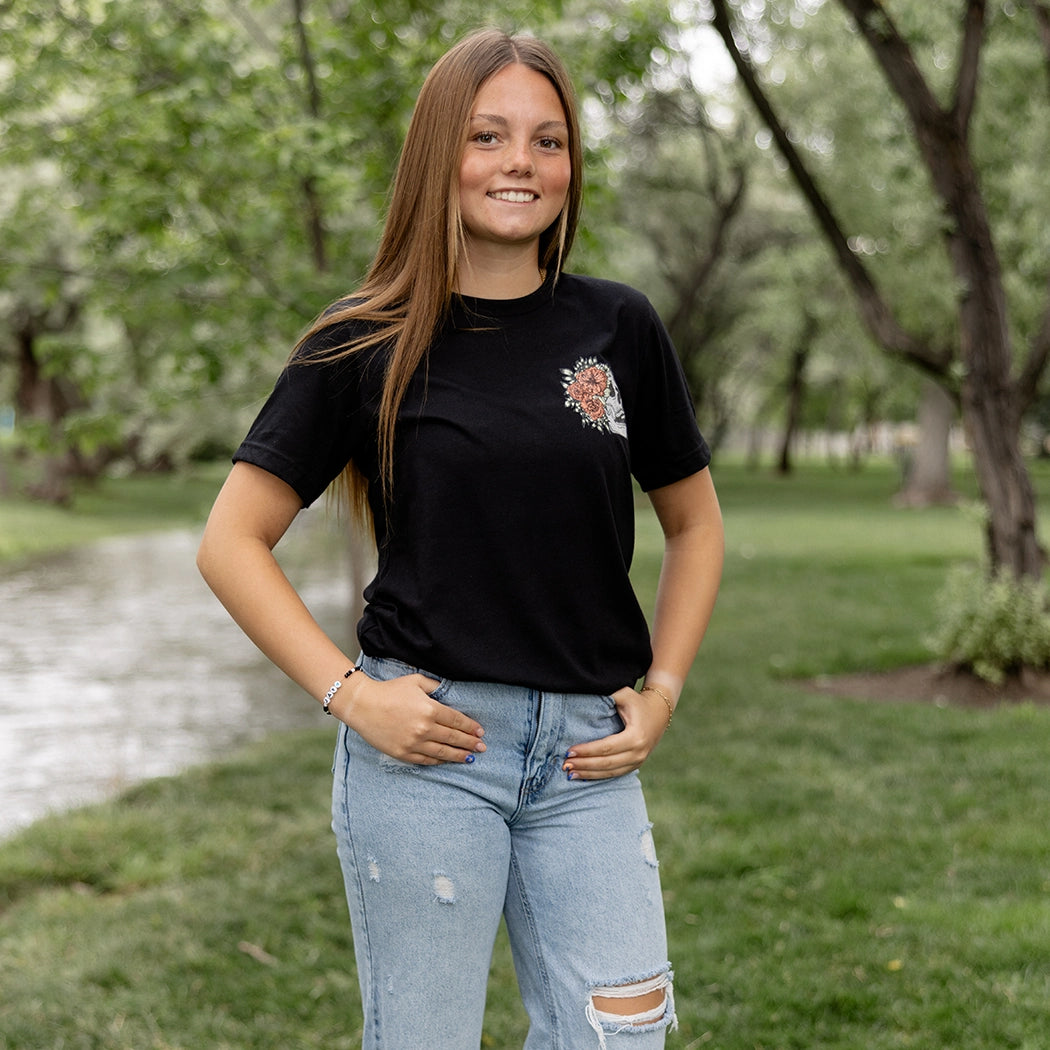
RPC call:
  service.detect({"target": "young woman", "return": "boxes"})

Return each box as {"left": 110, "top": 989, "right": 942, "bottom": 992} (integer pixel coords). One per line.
{"left": 197, "top": 28, "right": 723, "bottom": 1050}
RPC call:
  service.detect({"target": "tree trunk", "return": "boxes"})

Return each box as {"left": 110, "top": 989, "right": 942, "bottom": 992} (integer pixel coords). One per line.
{"left": 776, "top": 346, "right": 805, "bottom": 475}
{"left": 895, "top": 380, "right": 957, "bottom": 507}
{"left": 962, "top": 360, "right": 1043, "bottom": 578}
{"left": 16, "top": 328, "right": 61, "bottom": 424}
{"left": 776, "top": 316, "right": 815, "bottom": 475}
{"left": 941, "top": 133, "right": 1041, "bottom": 574}
{"left": 14, "top": 323, "right": 85, "bottom": 501}
{"left": 950, "top": 307, "right": 1042, "bottom": 575}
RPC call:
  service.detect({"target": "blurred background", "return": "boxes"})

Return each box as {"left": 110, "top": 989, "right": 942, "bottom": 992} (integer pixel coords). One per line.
{"left": 2, "top": 0, "right": 1047, "bottom": 514}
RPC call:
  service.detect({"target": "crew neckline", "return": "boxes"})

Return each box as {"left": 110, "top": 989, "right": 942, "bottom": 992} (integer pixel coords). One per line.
{"left": 451, "top": 268, "right": 559, "bottom": 324}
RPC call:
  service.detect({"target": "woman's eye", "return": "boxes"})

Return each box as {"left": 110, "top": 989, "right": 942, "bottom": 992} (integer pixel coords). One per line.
{"left": 474, "top": 131, "right": 498, "bottom": 144}
{"left": 538, "top": 137, "right": 562, "bottom": 150}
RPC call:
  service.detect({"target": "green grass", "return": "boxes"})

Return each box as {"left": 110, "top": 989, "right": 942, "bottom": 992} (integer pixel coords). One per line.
{"left": 0, "top": 464, "right": 226, "bottom": 563}
{"left": 3, "top": 456, "right": 1050, "bottom": 1048}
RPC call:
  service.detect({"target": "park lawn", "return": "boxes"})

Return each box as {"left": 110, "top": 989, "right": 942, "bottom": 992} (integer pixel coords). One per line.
{"left": 2, "top": 458, "right": 1050, "bottom": 1048}
{"left": 0, "top": 464, "right": 227, "bottom": 563}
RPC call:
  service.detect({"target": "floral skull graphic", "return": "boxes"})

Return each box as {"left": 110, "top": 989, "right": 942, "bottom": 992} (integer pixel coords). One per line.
{"left": 561, "top": 358, "right": 628, "bottom": 438}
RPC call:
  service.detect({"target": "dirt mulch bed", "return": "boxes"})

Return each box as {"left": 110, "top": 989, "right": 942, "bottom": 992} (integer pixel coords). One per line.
{"left": 806, "top": 664, "right": 1050, "bottom": 708}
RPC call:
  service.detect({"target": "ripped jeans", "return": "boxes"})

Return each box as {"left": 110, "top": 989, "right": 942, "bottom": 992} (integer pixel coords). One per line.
{"left": 331, "top": 655, "right": 677, "bottom": 1049}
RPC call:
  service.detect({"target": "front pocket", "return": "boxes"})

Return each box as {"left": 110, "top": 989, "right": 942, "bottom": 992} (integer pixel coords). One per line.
{"left": 426, "top": 677, "right": 455, "bottom": 703}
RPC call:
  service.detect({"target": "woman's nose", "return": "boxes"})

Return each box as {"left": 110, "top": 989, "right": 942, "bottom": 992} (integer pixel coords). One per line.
{"left": 502, "top": 139, "right": 534, "bottom": 176}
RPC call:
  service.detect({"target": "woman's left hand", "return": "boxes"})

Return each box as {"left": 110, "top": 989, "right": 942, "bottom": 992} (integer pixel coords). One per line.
{"left": 561, "top": 686, "right": 672, "bottom": 781}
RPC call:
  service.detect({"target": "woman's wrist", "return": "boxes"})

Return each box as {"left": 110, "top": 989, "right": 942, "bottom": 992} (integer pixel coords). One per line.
{"left": 320, "top": 663, "right": 370, "bottom": 720}
{"left": 640, "top": 683, "right": 675, "bottom": 728}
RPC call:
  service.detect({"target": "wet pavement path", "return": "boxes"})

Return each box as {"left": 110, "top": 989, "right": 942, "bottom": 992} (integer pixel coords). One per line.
{"left": 0, "top": 516, "right": 357, "bottom": 840}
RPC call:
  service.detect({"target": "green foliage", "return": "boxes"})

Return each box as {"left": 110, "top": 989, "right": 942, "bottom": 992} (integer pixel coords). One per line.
{"left": 0, "top": 0, "right": 678, "bottom": 485}
{"left": 927, "top": 563, "right": 1050, "bottom": 684}
{"left": 3, "top": 0, "right": 1050, "bottom": 518}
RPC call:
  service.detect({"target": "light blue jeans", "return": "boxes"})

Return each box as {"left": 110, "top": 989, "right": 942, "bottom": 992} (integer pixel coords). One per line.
{"left": 331, "top": 654, "right": 677, "bottom": 1049}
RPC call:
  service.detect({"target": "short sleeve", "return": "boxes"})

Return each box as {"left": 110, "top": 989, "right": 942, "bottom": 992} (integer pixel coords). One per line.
{"left": 233, "top": 324, "right": 376, "bottom": 507}
{"left": 628, "top": 301, "right": 711, "bottom": 492}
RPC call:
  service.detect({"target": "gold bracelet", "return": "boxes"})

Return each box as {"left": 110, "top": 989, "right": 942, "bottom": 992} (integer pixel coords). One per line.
{"left": 641, "top": 685, "right": 675, "bottom": 728}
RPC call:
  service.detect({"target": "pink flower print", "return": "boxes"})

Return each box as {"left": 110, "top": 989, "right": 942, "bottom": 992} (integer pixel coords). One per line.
{"left": 574, "top": 366, "right": 608, "bottom": 396}
{"left": 566, "top": 380, "right": 606, "bottom": 420}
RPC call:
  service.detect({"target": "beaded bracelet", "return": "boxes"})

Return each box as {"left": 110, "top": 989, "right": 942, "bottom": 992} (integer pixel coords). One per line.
{"left": 322, "top": 665, "right": 361, "bottom": 715}
{"left": 641, "top": 684, "right": 675, "bottom": 728}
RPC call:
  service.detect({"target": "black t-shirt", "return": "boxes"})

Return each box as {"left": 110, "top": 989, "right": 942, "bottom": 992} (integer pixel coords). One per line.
{"left": 235, "top": 272, "right": 711, "bottom": 694}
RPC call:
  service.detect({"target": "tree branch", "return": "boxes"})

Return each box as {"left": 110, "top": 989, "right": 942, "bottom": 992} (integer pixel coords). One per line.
{"left": 838, "top": 0, "right": 953, "bottom": 159}
{"left": 290, "top": 0, "right": 328, "bottom": 273}
{"left": 952, "top": 0, "right": 987, "bottom": 137}
{"left": 839, "top": 0, "right": 1013, "bottom": 384}
{"left": 663, "top": 160, "right": 747, "bottom": 341}
{"left": 708, "top": 0, "right": 949, "bottom": 378}
{"left": 291, "top": 0, "right": 322, "bottom": 120}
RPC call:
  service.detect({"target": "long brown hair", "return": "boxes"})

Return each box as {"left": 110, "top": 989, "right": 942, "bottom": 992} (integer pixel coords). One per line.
{"left": 296, "top": 28, "right": 584, "bottom": 528}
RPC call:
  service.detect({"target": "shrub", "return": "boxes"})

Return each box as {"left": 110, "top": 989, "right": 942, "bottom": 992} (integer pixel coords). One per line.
{"left": 926, "top": 564, "right": 1050, "bottom": 684}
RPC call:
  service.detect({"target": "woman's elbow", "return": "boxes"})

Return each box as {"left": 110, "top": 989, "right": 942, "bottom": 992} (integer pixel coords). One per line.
{"left": 195, "top": 511, "right": 243, "bottom": 589}
{"left": 195, "top": 526, "right": 223, "bottom": 587}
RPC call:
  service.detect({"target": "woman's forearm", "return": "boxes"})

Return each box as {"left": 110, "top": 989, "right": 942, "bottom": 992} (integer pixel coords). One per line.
{"left": 196, "top": 463, "right": 355, "bottom": 705}
{"left": 645, "top": 468, "right": 725, "bottom": 703}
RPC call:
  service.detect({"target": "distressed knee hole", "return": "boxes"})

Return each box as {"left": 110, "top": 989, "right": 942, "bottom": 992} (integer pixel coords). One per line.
{"left": 639, "top": 823, "right": 659, "bottom": 868}
{"left": 432, "top": 872, "right": 456, "bottom": 904}
{"left": 591, "top": 984, "right": 665, "bottom": 1021}
{"left": 586, "top": 969, "right": 677, "bottom": 1047}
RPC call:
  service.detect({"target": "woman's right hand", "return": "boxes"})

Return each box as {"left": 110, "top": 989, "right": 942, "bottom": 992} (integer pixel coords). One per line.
{"left": 332, "top": 672, "right": 486, "bottom": 765}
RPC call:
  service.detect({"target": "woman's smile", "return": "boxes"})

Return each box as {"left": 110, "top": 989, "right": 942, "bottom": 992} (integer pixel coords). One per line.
{"left": 458, "top": 62, "right": 571, "bottom": 262}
